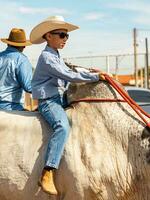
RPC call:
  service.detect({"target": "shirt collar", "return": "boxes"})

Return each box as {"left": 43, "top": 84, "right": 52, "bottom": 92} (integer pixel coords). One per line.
{"left": 6, "top": 46, "right": 21, "bottom": 53}
{"left": 45, "top": 45, "right": 60, "bottom": 58}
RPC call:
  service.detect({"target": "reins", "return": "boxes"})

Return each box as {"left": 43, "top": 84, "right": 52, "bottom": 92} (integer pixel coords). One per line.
{"left": 70, "top": 74, "right": 150, "bottom": 129}
{"left": 104, "top": 74, "right": 150, "bottom": 128}
{"left": 71, "top": 98, "right": 125, "bottom": 103}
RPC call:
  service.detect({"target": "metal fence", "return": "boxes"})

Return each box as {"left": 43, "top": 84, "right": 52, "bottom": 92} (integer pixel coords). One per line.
{"left": 63, "top": 53, "right": 147, "bottom": 76}
{"left": 31, "top": 52, "right": 150, "bottom": 88}
{"left": 27, "top": 52, "right": 150, "bottom": 110}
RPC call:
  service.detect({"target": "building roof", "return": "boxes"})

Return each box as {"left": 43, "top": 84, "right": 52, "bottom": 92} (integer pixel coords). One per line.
{"left": 116, "top": 74, "right": 135, "bottom": 85}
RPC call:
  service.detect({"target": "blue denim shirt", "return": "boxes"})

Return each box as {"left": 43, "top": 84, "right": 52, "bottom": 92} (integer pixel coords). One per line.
{"left": 32, "top": 46, "right": 99, "bottom": 99}
{"left": 0, "top": 46, "right": 32, "bottom": 104}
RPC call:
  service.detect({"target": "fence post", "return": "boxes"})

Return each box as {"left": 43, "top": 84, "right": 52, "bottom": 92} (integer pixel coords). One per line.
{"left": 106, "top": 56, "right": 110, "bottom": 73}
{"left": 145, "top": 38, "right": 149, "bottom": 88}
{"left": 133, "top": 28, "right": 138, "bottom": 87}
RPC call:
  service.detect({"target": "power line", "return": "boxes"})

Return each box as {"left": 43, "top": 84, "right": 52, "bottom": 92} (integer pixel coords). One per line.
{"left": 137, "top": 28, "right": 150, "bottom": 32}
{"left": 64, "top": 52, "right": 146, "bottom": 60}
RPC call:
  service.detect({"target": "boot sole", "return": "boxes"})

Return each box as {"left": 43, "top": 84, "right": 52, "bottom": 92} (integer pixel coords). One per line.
{"left": 38, "top": 180, "right": 58, "bottom": 195}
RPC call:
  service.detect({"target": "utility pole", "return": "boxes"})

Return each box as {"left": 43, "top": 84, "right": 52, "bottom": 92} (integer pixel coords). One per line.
{"left": 133, "top": 28, "right": 138, "bottom": 86}
{"left": 145, "top": 38, "right": 149, "bottom": 88}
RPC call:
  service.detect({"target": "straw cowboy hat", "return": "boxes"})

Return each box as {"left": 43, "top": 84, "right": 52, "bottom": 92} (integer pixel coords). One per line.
{"left": 1, "top": 28, "right": 31, "bottom": 46}
{"left": 30, "top": 15, "right": 79, "bottom": 44}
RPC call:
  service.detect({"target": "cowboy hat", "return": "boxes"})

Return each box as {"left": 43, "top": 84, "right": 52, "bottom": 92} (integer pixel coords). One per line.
{"left": 1, "top": 28, "right": 31, "bottom": 46}
{"left": 30, "top": 15, "right": 79, "bottom": 44}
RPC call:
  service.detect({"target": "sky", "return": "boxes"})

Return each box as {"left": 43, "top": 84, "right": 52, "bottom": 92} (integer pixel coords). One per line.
{"left": 0, "top": 0, "right": 150, "bottom": 73}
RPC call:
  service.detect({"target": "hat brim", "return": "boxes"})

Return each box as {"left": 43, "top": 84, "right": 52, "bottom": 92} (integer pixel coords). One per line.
{"left": 1, "top": 39, "right": 32, "bottom": 46}
{"left": 30, "top": 21, "right": 79, "bottom": 44}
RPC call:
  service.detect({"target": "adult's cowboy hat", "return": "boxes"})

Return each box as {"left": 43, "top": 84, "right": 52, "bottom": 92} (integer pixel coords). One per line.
{"left": 1, "top": 28, "right": 31, "bottom": 46}
{"left": 30, "top": 15, "right": 79, "bottom": 44}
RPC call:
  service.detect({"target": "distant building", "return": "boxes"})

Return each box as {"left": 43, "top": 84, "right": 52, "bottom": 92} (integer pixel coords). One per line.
{"left": 117, "top": 75, "right": 135, "bottom": 86}
{"left": 116, "top": 74, "right": 144, "bottom": 86}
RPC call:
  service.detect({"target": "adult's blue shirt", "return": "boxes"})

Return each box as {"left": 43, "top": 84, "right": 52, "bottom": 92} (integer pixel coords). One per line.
{"left": 0, "top": 46, "right": 32, "bottom": 105}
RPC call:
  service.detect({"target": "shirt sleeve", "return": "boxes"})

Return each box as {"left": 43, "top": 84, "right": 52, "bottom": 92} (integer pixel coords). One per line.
{"left": 45, "top": 56, "right": 99, "bottom": 83}
{"left": 16, "top": 58, "right": 32, "bottom": 93}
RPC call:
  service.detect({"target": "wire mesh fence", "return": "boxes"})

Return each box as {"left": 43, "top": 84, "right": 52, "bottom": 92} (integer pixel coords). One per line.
{"left": 27, "top": 52, "right": 150, "bottom": 110}
{"left": 31, "top": 53, "right": 148, "bottom": 76}
{"left": 63, "top": 53, "right": 147, "bottom": 76}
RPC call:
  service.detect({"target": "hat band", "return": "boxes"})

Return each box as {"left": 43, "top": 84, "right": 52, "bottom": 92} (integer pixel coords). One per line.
{"left": 8, "top": 39, "right": 26, "bottom": 43}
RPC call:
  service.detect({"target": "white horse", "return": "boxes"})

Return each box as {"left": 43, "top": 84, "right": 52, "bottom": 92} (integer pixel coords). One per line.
{"left": 0, "top": 80, "right": 150, "bottom": 200}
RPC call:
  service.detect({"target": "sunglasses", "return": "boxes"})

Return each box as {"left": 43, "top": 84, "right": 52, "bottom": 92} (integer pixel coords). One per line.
{"left": 50, "top": 32, "right": 69, "bottom": 39}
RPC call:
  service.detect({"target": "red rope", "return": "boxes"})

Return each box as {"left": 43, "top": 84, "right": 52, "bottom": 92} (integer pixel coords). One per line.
{"left": 104, "top": 74, "right": 150, "bottom": 128}
{"left": 71, "top": 98, "right": 125, "bottom": 104}
{"left": 70, "top": 74, "right": 150, "bottom": 129}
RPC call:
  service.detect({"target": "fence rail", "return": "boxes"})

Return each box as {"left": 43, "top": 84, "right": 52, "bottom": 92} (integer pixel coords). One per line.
{"left": 63, "top": 53, "right": 148, "bottom": 76}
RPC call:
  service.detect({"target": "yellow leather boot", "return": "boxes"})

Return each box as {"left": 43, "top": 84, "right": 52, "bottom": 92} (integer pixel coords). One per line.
{"left": 39, "top": 169, "right": 58, "bottom": 195}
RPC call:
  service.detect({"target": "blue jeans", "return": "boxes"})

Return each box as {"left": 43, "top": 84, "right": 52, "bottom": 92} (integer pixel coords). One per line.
{"left": 38, "top": 94, "right": 70, "bottom": 169}
{"left": 0, "top": 101, "right": 24, "bottom": 111}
